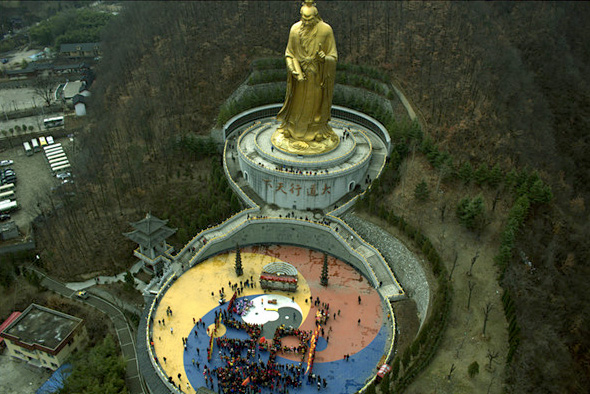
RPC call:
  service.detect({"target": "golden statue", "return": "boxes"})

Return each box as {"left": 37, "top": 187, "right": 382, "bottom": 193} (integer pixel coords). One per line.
{"left": 271, "top": 0, "right": 339, "bottom": 155}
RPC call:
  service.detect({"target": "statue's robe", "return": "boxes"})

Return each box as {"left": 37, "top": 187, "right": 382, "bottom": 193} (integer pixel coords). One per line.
{"left": 276, "top": 19, "right": 338, "bottom": 142}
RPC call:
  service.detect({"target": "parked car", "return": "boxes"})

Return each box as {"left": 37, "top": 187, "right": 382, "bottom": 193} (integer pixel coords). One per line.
{"left": 0, "top": 175, "right": 16, "bottom": 185}
{"left": 0, "top": 214, "right": 10, "bottom": 221}
{"left": 0, "top": 160, "right": 13, "bottom": 166}
{"left": 0, "top": 173, "right": 16, "bottom": 180}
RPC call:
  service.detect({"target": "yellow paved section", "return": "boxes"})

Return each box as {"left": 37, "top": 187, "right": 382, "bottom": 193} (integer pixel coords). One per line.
{"left": 152, "top": 252, "right": 311, "bottom": 393}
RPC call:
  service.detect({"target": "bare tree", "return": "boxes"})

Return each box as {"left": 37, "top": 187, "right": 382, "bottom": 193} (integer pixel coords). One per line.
{"left": 482, "top": 302, "right": 493, "bottom": 336}
{"left": 447, "top": 363, "right": 456, "bottom": 380}
{"left": 486, "top": 349, "right": 499, "bottom": 370}
{"left": 491, "top": 189, "right": 501, "bottom": 212}
{"left": 448, "top": 250, "right": 458, "bottom": 281}
{"left": 467, "top": 280, "right": 476, "bottom": 310}
{"left": 467, "top": 250, "right": 480, "bottom": 276}
{"left": 33, "top": 76, "right": 57, "bottom": 107}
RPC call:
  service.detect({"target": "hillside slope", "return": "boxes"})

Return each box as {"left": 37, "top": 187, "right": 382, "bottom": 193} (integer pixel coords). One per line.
{"left": 72, "top": 2, "right": 590, "bottom": 392}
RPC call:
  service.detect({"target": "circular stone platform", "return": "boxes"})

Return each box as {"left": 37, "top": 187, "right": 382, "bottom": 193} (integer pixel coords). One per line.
{"left": 150, "top": 245, "right": 393, "bottom": 394}
{"left": 237, "top": 119, "right": 372, "bottom": 210}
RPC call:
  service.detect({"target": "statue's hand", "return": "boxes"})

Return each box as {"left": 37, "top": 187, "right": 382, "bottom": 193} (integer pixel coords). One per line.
{"left": 317, "top": 43, "right": 325, "bottom": 62}
{"left": 293, "top": 71, "right": 305, "bottom": 81}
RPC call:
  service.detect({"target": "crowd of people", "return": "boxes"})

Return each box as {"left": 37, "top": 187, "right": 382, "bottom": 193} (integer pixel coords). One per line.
{"left": 195, "top": 301, "right": 326, "bottom": 394}
{"left": 150, "top": 277, "right": 347, "bottom": 393}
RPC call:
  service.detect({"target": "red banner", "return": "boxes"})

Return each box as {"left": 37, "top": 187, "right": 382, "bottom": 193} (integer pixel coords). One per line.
{"left": 227, "top": 291, "right": 238, "bottom": 312}
{"left": 305, "top": 324, "right": 321, "bottom": 375}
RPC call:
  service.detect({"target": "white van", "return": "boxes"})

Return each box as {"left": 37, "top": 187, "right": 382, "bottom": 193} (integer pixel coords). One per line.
{"left": 23, "top": 141, "right": 33, "bottom": 156}
{"left": 30, "top": 138, "right": 40, "bottom": 153}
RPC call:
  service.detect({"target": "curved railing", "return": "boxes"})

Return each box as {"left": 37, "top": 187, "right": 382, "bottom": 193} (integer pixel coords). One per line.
{"left": 237, "top": 128, "right": 373, "bottom": 179}
{"left": 223, "top": 104, "right": 391, "bottom": 157}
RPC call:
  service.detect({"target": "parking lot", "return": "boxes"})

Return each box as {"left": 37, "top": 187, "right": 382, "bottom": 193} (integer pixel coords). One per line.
{"left": 0, "top": 134, "right": 74, "bottom": 231}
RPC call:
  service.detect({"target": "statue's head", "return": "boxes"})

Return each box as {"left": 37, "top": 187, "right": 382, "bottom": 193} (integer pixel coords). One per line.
{"left": 300, "top": 2, "right": 319, "bottom": 28}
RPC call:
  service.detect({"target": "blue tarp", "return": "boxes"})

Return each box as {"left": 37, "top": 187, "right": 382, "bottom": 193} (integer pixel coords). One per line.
{"left": 36, "top": 363, "right": 72, "bottom": 394}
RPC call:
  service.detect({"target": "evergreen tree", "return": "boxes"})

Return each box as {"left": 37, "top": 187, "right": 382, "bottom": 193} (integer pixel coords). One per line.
{"left": 235, "top": 244, "right": 243, "bottom": 277}
{"left": 59, "top": 335, "right": 128, "bottom": 394}
{"left": 320, "top": 253, "right": 329, "bottom": 286}
{"left": 124, "top": 271, "right": 135, "bottom": 289}
{"left": 468, "top": 361, "right": 480, "bottom": 378}
{"left": 473, "top": 163, "right": 489, "bottom": 185}
{"left": 488, "top": 164, "right": 503, "bottom": 188}
{"left": 380, "top": 371, "right": 391, "bottom": 394}
{"left": 414, "top": 179, "right": 429, "bottom": 202}
{"left": 456, "top": 194, "right": 486, "bottom": 230}
{"left": 364, "top": 382, "right": 377, "bottom": 394}
{"left": 458, "top": 162, "right": 474, "bottom": 184}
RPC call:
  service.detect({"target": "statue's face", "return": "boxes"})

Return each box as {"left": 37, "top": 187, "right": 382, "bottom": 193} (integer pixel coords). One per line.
{"left": 300, "top": 8, "right": 318, "bottom": 28}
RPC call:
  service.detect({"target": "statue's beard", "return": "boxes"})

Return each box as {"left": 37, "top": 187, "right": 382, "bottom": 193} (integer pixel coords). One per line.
{"left": 299, "top": 18, "right": 318, "bottom": 53}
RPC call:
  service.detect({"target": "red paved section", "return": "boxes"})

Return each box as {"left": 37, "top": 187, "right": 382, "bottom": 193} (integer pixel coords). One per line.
{"left": 246, "top": 245, "right": 382, "bottom": 363}
{"left": 154, "top": 245, "right": 385, "bottom": 393}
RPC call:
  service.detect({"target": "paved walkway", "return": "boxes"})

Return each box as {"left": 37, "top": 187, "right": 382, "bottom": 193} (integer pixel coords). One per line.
{"left": 29, "top": 267, "right": 146, "bottom": 394}
{"left": 152, "top": 246, "right": 388, "bottom": 394}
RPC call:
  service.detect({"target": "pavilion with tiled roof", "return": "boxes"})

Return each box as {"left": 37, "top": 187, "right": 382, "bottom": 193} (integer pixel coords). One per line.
{"left": 124, "top": 213, "right": 177, "bottom": 274}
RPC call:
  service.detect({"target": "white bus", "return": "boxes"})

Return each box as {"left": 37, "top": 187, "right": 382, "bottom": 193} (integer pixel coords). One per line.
{"left": 30, "top": 138, "right": 40, "bottom": 153}
{"left": 23, "top": 141, "right": 33, "bottom": 156}
{"left": 43, "top": 143, "right": 62, "bottom": 152}
{"left": 45, "top": 149, "right": 66, "bottom": 160}
{"left": 50, "top": 160, "right": 69, "bottom": 169}
{"left": 44, "top": 145, "right": 63, "bottom": 155}
{"left": 52, "top": 164, "right": 71, "bottom": 174}
{"left": 47, "top": 151, "right": 66, "bottom": 160}
{"left": 0, "top": 183, "right": 15, "bottom": 193}
{"left": 46, "top": 152, "right": 66, "bottom": 161}
{"left": 45, "top": 149, "right": 64, "bottom": 159}
{"left": 43, "top": 116, "right": 64, "bottom": 128}
{"left": 0, "top": 200, "right": 18, "bottom": 213}
{"left": 48, "top": 157, "right": 68, "bottom": 167}
{"left": 0, "top": 191, "right": 15, "bottom": 200}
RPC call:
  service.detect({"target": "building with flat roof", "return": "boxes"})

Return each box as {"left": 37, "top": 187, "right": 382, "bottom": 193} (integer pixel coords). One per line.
{"left": 59, "top": 43, "right": 101, "bottom": 59}
{"left": 0, "top": 304, "right": 88, "bottom": 370}
{"left": 0, "top": 311, "right": 21, "bottom": 349}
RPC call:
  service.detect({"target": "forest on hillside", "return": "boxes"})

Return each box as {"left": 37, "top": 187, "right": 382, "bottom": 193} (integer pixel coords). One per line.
{"left": 38, "top": 2, "right": 589, "bottom": 393}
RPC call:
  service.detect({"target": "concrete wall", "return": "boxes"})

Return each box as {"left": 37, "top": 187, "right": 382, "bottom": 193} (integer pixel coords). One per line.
{"left": 240, "top": 160, "right": 367, "bottom": 210}
{"left": 189, "top": 218, "right": 379, "bottom": 287}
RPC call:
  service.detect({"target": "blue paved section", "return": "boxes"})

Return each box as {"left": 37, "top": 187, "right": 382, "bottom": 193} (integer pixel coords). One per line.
{"left": 36, "top": 363, "right": 72, "bottom": 394}
{"left": 183, "top": 299, "right": 388, "bottom": 393}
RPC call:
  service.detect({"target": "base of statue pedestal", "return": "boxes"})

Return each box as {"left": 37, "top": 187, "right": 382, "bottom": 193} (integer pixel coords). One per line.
{"left": 270, "top": 128, "right": 340, "bottom": 156}
{"left": 237, "top": 118, "right": 372, "bottom": 210}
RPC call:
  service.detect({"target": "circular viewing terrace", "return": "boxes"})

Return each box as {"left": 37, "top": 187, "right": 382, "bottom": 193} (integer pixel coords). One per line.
{"left": 145, "top": 245, "right": 395, "bottom": 394}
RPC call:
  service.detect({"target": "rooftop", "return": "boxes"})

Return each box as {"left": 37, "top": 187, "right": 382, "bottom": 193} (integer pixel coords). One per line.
{"left": 60, "top": 43, "right": 100, "bottom": 53}
{"left": 0, "top": 304, "right": 82, "bottom": 351}
{"left": 0, "top": 312, "right": 21, "bottom": 346}
{"left": 124, "top": 213, "right": 177, "bottom": 248}
{"left": 63, "top": 81, "right": 84, "bottom": 100}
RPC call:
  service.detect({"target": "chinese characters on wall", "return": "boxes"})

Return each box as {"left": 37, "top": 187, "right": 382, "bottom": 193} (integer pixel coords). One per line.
{"left": 263, "top": 180, "right": 331, "bottom": 197}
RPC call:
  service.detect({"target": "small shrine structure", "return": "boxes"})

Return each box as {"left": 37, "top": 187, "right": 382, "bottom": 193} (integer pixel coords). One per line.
{"left": 259, "top": 261, "right": 298, "bottom": 292}
{"left": 123, "top": 213, "right": 176, "bottom": 274}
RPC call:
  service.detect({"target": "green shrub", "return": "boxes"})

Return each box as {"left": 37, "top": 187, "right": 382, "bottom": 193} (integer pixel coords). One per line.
{"left": 468, "top": 361, "right": 480, "bottom": 378}
{"left": 414, "top": 179, "right": 429, "bottom": 202}
{"left": 456, "top": 194, "right": 486, "bottom": 230}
